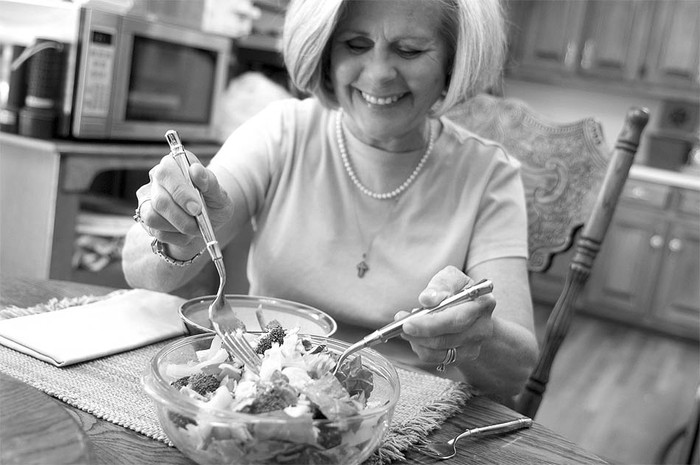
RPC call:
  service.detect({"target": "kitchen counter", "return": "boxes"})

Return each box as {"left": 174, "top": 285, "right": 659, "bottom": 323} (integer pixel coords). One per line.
{"left": 631, "top": 164, "right": 700, "bottom": 191}
{"left": 0, "top": 133, "right": 220, "bottom": 282}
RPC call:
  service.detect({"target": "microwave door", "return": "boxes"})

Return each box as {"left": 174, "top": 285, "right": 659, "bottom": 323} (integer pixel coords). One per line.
{"left": 110, "top": 18, "right": 229, "bottom": 142}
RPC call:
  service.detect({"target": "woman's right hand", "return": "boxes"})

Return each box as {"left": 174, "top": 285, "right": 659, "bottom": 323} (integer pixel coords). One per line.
{"left": 135, "top": 151, "right": 233, "bottom": 251}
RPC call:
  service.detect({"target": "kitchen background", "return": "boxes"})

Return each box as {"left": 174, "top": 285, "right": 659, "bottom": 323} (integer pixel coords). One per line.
{"left": 0, "top": 0, "right": 698, "bottom": 464}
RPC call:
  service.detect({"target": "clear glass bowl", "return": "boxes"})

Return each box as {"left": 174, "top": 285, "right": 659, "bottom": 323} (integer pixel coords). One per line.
{"left": 179, "top": 294, "right": 337, "bottom": 337}
{"left": 142, "top": 334, "right": 400, "bottom": 465}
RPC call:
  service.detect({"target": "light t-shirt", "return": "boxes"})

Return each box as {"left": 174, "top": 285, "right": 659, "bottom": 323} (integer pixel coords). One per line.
{"left": 209, "top": 98, "right": 527, "bottom": 374}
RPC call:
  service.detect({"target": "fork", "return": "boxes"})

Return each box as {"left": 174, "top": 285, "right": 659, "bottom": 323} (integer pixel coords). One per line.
{"left": 209, "top": 259, "right": 262, "bottom": 375}
{"left": 418, "top": 417, "right": 532, "bottom": 460}
{"left": 165, "top": 130, "right": 261, "bottom": 375}
{"left": 333, "top": 279, "right": 493, "bottom": 375}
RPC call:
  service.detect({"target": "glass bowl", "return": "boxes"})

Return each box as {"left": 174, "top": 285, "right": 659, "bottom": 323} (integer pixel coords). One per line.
{"left": 142, "top": 334, "right": 400, "bottom": 465}
{"left": 179, "top": 294, "right": 337, "bottom": 337}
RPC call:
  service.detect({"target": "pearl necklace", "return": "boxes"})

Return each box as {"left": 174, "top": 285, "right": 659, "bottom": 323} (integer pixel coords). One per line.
{"left": 335, "top": 110, "right": 435, "bottom": 200}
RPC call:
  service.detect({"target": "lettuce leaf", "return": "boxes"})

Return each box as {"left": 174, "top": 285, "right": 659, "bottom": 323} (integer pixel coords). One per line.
{"left": 335, "top": 355, "right": 374, "bottom": 401}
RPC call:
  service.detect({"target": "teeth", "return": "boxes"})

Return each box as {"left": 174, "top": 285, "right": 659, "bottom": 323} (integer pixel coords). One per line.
{"left": 360, "top": 91, "right": 401, "bottom": 105}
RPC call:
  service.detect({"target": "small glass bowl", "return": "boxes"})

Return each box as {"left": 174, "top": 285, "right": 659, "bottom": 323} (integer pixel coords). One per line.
{"left": 142, "top": 334, "right": 400, "bottom": 465}
{"left": 179, "top": 294, "right": 337, "bottom": 337}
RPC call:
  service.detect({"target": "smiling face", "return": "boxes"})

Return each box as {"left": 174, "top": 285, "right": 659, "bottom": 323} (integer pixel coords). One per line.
{"left": 329, "top": 0, "right": 450, "bottom": 151}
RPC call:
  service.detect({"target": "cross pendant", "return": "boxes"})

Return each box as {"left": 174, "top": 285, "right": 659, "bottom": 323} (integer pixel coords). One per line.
{"left": 356, "top": 260, "right": 369, "bottom": 278}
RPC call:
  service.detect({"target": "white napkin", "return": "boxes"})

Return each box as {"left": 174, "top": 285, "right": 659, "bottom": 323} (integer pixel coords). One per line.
{"left": 0, "top": 289, "right": 187, "bottom": 367}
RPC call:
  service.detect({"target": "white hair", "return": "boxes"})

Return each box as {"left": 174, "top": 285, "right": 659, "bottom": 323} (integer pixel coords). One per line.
{"left": 282, "top": 0, "right": 506, "bottom": 115}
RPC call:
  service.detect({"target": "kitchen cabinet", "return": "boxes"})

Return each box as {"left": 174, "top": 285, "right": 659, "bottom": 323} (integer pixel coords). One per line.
{"left": 575, "top": 0, "right": 650, "bottom": 81}
{"left": 582, "top": 171, "right": 700, "bottom": 340}
{"left": 505, "top": 0, "right": 700, "bottom": 99}
{"left": 506, "top": 0, "right": 588, "bottom": 76}
{"left": 643, "top": 0, "right": 700, "bottom": 91}
{"left": 652, "top": 215, "right": 700, "bottom": 329}
{"left": 529, "top": 167, "right": 700, "bottom": 340}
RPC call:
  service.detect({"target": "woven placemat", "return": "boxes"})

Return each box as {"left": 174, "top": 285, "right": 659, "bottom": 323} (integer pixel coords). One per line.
{"left": 0, "top": 297, "right": 473, "bottom": 464}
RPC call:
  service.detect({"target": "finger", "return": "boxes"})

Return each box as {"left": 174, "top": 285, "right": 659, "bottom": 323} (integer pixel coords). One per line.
{"left": 140, "top": 164, "right": 199, "bottom": 236}
{"left": 406, "top": 342, "right": 453, "bottom": 364}
{"left": 403, "top": 294, "right": 495, "bottom": 338}
{"left": 149, "top": 180, "right": 201, "bottom": 236}
{"left": 135, "top": 184, "right": 176, "bottom": 234}
{"left": 187, "top": 163, "right": 230, "bottom": 210}
{"left": 150, "top": 229, "right": 203, "bottom": 248}
{"left": 135, "top": 184, "right": 151, "bottom": 206}
{"left": 406, "top": 335, "right": 485, "bottom": 364}
{"left": 150, "top": 155, "right": 202, "bottom": 217}
{"left": 406, "top": 342, "right": 474, "bottom": 365}
{"left": 418, "top": 266, "right": 473, "bottom": 308}
{"left": 402, "top": 332, "right": 461, "bottom": 351}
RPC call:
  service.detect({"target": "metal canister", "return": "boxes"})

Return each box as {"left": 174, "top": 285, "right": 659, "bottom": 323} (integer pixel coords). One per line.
{"left": 0, "top": 44, "right": 28, "bottom": 134}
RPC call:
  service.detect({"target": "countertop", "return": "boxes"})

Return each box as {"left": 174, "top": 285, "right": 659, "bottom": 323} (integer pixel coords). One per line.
{"left": 630, "top": 164, "right": 700, "bottom": 191}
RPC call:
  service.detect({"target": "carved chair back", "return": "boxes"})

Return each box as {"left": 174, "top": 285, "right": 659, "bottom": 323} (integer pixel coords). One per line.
{"left": 445, "top": 94, "right": 649, "bottom": 418}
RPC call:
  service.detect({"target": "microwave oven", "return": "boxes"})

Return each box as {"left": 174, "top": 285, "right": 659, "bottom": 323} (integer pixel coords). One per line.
{"left": 0, "top": 2, "right": 232, "bottom": 143}
{"left": 61, "top": 7, "right": 231, "bottom": 142}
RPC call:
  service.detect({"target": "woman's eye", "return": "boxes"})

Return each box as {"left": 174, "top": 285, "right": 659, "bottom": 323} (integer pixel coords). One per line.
{"left": 346, "top": 40, "right": 371, "bottom": 53}
{"left": 396, "top": 48, "right": 423, "bottom": 58}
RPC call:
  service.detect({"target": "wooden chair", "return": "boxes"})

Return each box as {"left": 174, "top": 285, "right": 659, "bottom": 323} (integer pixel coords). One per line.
{"left": 445, "top": 94, "right": 649, "bottom": 418}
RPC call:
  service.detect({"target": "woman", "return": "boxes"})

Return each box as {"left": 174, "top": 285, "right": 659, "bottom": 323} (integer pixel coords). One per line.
{"left": 123, "top": 0, "right": 539, "bottom": 403}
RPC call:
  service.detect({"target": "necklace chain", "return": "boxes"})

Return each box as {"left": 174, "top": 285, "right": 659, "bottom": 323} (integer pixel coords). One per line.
{"left": 335, "top": 110, "right": 434, "bottom": 200}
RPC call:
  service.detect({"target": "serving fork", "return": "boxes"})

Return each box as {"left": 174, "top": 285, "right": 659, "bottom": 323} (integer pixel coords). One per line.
{"left": 165, "top": 130, "right": 261, "bottom": 374}
{"left": 333, "top": 279, "right": 494, "bottom": 374}
{"left": 418, "top": 417, "right": 532, "bottom": 460}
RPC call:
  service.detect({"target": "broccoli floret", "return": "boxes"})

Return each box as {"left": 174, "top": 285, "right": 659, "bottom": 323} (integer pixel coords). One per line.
{"left": 171, "top": 376, "right": 190, "bottom": 390}
{"left": 170, "top": 373, "right": 220, "bottom": 396}
{"left": 245, "top": 386, "right": 297, "bottom": 414}
{"left": 254, "top": 320, "right": 287, "bottom": 354}
{"left": 317, "top": 425, "right": 342, "bottom": 449}
{"left": 168, "top": 411, "right": 196, "bottom": 429}
{"left": 188, "top": 373, "right": 220, "bottom": 396}
{"left": 243, "top": 372, "right": 298, "bottom": 414}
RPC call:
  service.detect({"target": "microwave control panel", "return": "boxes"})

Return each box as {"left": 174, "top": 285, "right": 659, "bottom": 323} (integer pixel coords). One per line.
{"left": 82, "top": 29, "right": 115, "bottom": 117}
{"left": 72, "top": 6, "right": 120, "bottom": 138}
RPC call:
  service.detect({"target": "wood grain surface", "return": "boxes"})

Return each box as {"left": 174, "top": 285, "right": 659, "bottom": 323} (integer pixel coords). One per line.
{"left": 0, "top": 275, "right": 608, "bottom": 464}
{"left": 0, "top": 372, "right": 94, "bottom": 465}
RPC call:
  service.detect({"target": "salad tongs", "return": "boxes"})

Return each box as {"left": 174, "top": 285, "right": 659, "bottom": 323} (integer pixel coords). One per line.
{"left": 333, "top": 279, "right": 493, "bottom": 374}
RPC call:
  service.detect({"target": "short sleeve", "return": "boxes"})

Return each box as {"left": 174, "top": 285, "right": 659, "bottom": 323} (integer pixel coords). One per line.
{"left": 208, "top": 99, "right": 296, "bottom": 218}
{"left": 466, "top": 150, "right": 529, "bottom": 271}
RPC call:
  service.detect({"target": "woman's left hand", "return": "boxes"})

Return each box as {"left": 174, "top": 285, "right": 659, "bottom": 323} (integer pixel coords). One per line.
{"left": 396, "top": 266, "right": 496, "bottom": 367}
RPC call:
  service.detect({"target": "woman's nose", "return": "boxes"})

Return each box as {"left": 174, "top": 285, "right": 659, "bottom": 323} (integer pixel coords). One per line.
{"left": 363, "top": 52, "right": 398, "bottom": 84}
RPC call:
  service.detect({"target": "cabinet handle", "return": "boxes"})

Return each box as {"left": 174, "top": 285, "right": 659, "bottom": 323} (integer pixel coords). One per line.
{"left": 668, "top": 238, "right": 682, "bottom": 252}
{"left": 564, "top": 41, "right": 578, "bottom": 69}
{"left": 580, "top": 40, "right": 594, "bottom": 70}
{"left": 630, "top": 186, "right": 646, "bottom": 199}
{"left": 650, "top": 235, "right": 664, "bottom": 249}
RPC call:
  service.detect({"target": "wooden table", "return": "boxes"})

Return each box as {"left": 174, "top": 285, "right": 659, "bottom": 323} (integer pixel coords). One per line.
{"left": 0, "top": 276, "right": 609, "bottom": 464}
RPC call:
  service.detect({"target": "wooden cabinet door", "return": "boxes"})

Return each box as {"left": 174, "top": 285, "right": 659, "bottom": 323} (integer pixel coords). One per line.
{"left": 518, "top": 0, "right": 587, "bottom": 74}
{"left": 584, "top": 205, "right": 664, "bottom": 318}
{"left": 643, "top": 0, "right": 700, "bottom": 89}
{"left": 577, "top": 0, "right": 652, "bottom": 80}
{"left": 651, "top": 217, "right": 700, "bottom": 331}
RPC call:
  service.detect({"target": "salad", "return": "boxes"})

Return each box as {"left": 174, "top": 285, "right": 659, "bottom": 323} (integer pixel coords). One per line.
{"left": 161, "top": 322, "right": 385, "bottom": 464}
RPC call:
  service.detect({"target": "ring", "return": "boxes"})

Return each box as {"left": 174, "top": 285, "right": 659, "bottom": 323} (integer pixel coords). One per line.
{"left": 437, "top": 347, "right": 457, "bottom": 372}
{"left": 133, "top": 198, "right": 154, "bottom": 236}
